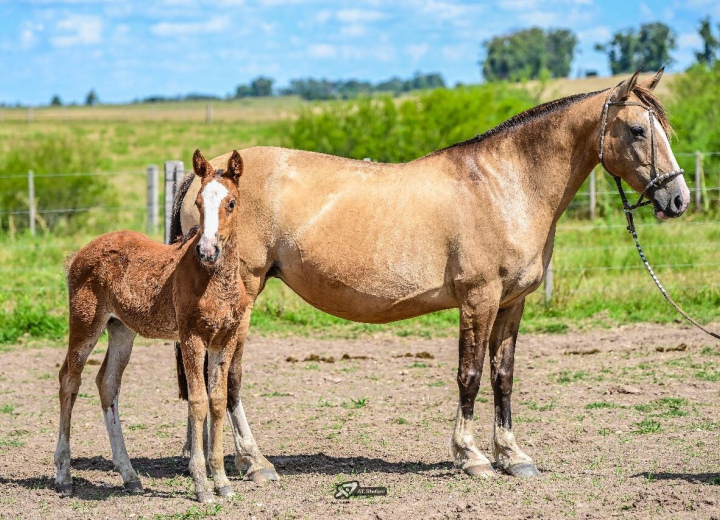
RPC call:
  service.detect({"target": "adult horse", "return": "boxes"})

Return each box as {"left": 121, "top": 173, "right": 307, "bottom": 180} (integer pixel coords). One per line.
{"left": 172, "top": 70, "right": 689, "bottom": 480}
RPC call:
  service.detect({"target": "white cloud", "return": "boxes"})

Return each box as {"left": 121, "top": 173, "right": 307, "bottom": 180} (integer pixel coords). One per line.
{"left": 315, "top": 10, "right": 332, "bottom": 23}
{"left": 336, "top": 9, "right": 386, "bottom": 24}
{"left": 340, "top": 24, "right": 366, "bottom": 37}
{"left": 307, "top": 43, "right": 337, "bottom": 58}
{"left": 150, "top": 16, "right": 230, "bottom": 36}
{"left": 20, "top": 22, "right": 44, "bottom": 49}
{"left": 578, "top": 26, "right": 610, "bottom": 43}
{"left": 678, "top": 32, "right": 702, "bottom": 49}
{"left": 51, "top": 15, "right": 102, "bottom": 47}
{"left": 405, "top": 43, "right": 429, "bottom": 62}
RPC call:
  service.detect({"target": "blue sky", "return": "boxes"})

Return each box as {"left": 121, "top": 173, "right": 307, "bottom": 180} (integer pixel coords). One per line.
{"left": 0, "top": 0, "right": 718, "bottom": 105}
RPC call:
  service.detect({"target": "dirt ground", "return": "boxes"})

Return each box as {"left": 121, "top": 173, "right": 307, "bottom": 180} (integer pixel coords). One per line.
{"left": 1, "top": 323, "right": 720, "bottom": 519}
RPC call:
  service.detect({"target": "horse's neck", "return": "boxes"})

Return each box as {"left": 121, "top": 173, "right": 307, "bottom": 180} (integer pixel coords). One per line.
{"left": 472, "top": 95, "right": 602, "bottom": 224}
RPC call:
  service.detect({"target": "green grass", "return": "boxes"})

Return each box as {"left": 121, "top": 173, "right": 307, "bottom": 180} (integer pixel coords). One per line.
{"left": 585, "top": 401, "right": 617, "bottom": 410}
{"left": 0, "top": 404, "right": 14, "bottom": 414}
{"left": 633, "top": 419, "right": 663, "bottom": 434}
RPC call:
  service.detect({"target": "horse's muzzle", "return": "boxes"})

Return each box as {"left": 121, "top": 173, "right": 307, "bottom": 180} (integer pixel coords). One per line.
{"left": 196, "top": 238, "right": 220, "bottom": 265}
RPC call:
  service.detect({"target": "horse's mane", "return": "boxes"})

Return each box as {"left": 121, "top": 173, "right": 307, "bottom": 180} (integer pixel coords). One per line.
{"left": 431, "top": 84, "right": 672, "bottom": 156}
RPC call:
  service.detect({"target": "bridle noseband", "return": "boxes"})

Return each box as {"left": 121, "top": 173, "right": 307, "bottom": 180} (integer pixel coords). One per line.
{"left": 597, "top": 88, "right": 719, "bottom": 340}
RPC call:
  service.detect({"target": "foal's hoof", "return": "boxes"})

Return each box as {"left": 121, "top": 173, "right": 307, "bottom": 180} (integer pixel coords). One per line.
{"left": 463, "top": 463, "right": 497, "bottom": 478}
{"left": 196, "top": 491, "right": 215, "bottom": 504}
{"left": 505, "top": 463, "right": 541, "bottom": 478}
{"left": 216, "top": 485, "right": 235, "bottom": 498}
{"left": 248, "top": 468, "right": 280, "bottom": 484}
{"left": 124, "top": 480, "right": 145, "bottom": 494}
{"left": 55, "top": 482, "right": 73, "bottom": 497}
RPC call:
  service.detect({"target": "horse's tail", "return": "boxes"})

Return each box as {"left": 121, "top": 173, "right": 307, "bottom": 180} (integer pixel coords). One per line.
{"left": 170, "top": 169, "right": 202, "bottom": 402}
{"left": 169, "top": 170, "right": 196, "bottom": 246}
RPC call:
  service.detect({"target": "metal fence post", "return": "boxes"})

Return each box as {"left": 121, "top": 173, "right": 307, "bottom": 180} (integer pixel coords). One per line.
{"left": 147, "top": 165, "right": 159, "bottom": 234}
{"left": 544, "top": 258, "right": 553, "bottom": 304}
{"left": 589, "top": 169, "right": 596, "bottom": 220}
{"left": 28, "top": 170, "right": 36, "bottom": 236}
{"left": 206, "top": 103, "right": 213, "bottom": 124}
{"left": 164, "top": 160, "right": 184, "bottom": 244}
{"left": 695, "top": 151, "right": 703, "bottom": 211}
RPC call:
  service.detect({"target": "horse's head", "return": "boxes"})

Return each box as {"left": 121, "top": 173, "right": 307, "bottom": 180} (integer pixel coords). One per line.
{"left": 192, "top": 149, "right": 243, "bottom": 267}
{"left": 599, "top": 69, "right": 690, "bottom": 219}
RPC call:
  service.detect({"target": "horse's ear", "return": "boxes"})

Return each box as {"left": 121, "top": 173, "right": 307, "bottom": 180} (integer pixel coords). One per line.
{"left": 193, "top": 149, "right": 213, "bottom": 179}
{"left": 223, "top": 150, "right": 243, "bottom": 183}
{"left": 641, "top": 67, "right": 664, "bottom": 91}
{"left": 611, "top": 69, "right": 641, "bottom": 101}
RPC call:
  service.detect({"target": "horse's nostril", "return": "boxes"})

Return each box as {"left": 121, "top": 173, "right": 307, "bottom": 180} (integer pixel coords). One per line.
{"left": 673, "top": 194, "right": 683, "bottom": 211}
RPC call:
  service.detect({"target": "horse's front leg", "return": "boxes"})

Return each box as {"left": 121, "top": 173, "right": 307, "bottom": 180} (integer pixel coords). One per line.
{"left": 225, "top": 303, "right": 279, "bottom": 483}
{"left": 207, "top": 345, "right": 234, "bottom": 498}
{"left": 490, "top": 299, "right": 540, "bottom": 477}
{"left": 181, "top": 334, "right": 214, "bottom": 503}
{"left": 451, "top": 283, "right": 501, "bottom": 478}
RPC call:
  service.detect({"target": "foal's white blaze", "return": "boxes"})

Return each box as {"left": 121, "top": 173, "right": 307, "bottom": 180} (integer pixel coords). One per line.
{"left": 201, "top": 180, "right": 229, "bottom": 239}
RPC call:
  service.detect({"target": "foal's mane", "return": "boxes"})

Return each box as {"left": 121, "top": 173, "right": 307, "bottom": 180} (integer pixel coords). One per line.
{"left": 431, "top": 84, "right": 671, "bottom": 156}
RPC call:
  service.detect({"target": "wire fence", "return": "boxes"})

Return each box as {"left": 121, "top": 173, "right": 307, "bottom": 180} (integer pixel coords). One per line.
{"left": 0, "top": 158, "right": 719, "bottom": 304}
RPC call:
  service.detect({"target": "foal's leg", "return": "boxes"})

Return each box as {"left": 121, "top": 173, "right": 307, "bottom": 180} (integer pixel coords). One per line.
{"left": 225, "top": 302, "right": 279, "bottom": 483}
{"left": 450, "top": 285, "right": 501, "bottom": 478}
{"left": 182, "top": 335, "right": 214, "bottom": 503}
{"left": 54, "top": 298, "right": 107, "bottom": 496}
{"left": 490, "top": 299, "right": 540, "bottom": 477}
{"left": 96, "top": 318, "right": 144, "bottom": 492}
{"left": 206, "top": 346, "right": 234, "bottom": 497}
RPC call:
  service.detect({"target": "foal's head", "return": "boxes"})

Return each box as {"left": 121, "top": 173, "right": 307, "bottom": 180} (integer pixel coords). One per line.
{"left": 192, "top": 149, "right": 243, "bottom": 266}
{"left": 598, "top": 69, "right": 690, "bottom": 219}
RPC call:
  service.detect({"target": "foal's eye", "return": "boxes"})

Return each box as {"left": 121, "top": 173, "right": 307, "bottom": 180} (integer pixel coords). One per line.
{"left": 227, "top": 200, "right": 236, "bottom": 211}
{"left": 630, "top": 125, "right": 645, "bottom": 137}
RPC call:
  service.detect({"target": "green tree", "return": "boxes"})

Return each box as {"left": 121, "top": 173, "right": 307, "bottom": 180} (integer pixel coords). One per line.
{"left": 85, "top": 89, "right": 99, "bottom": 106}
{"left": 50, "top": 95, "right": 62, "bottom": 106}
{"left": 696, "top": 16, "right": 720, "bottom": 65}
{"left": 595, "top": 23, "right": 676, "bottom": 74}
{"left": 250, "top": 76, "right": 274, "bottom": 97}
{"left": 481, "top": 27, "right": 577, "bottom": 82}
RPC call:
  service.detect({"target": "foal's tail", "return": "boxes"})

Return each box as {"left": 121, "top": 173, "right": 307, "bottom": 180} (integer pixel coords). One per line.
{"left": 170, "top": 169, "right": 199, "bottom": 401}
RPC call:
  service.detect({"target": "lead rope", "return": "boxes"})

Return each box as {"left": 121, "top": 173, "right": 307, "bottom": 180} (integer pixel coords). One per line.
{"left": 613, "top": 177, "right": 720, "bottom": 340}
{"left": 599, "top": 87, "right": 718, "bottom": 340}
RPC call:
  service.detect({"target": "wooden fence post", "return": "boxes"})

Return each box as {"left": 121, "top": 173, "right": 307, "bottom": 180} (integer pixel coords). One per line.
{"left": 695, "top": 151, "right": 703, "bottom": 211}
{"left": 206, "top": 103, "right": 213, "bottom": 124}
{"left": 28, "top": 170, "right": 36, "bottom": 236}
{"left": 147, "top": 165, "right": 159, "bottom": 234}
{"left": 544, "top": 258, "right": 553, "bottom": 304}
{"left": 164, "top": 160, "right": 184, "bottom": 244}
{"left": 589, "top": 169, "right": 596, "bottom": 220}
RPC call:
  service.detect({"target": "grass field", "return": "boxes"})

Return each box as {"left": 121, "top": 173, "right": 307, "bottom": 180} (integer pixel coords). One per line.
{"left": 0, "top": 74, "right": 718, "bottom": 346}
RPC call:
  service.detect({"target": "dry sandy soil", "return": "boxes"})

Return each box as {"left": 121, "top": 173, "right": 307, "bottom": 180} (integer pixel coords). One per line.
{"left": 1, "top": 323, "right": 720, "bottom": 519}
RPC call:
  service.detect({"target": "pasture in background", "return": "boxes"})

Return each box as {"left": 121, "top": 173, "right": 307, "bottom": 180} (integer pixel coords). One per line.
{"left": 0, "top": 70, "right": 718, "bottom": 347}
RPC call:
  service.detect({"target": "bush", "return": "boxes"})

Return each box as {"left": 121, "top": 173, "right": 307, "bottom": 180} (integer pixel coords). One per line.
{"left": 283, "top": 84, "right": 537, "bottom": 162}
{"left": 0, "top": 133, "right": 115, "bottom": 233}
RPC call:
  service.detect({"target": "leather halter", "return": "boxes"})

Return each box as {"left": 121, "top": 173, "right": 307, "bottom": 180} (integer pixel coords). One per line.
{"left": 598, "top": 87, "right": 684, "bottom": 213}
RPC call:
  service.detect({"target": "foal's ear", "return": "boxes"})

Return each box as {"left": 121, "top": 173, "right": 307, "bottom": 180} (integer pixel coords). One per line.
{"left": 223, "top": 150, "right": 243, "bottom": 184}
{"left": 611, "top": 69, "right": 641, "bottom": 101}
{"left": 641, "top": 67, "right": 664, "bottom": 91}
{"left": 193, "top": 149, "right": 214, "bottom": 179}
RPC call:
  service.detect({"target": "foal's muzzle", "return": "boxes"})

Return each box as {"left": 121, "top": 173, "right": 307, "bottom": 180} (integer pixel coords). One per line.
{"left": 196, "top": 236, "right": 220, "bottom": 265}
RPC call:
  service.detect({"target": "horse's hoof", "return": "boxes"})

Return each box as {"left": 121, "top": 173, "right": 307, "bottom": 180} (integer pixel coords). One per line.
{"left": 124, "top": 480, "right": 145, "bottom": 494}
{"left": 248, "top": 468, "right": 279, "bottom": 484}
{"left": 216, "top": 485, "right": 235, "bottom": 498}
{"left": 196, "top": 491, "right": 215, "bottom": 504}
{"left": 463, "top": 463, "right": 497, "bottom": 478}
{"left": 55, "top": 482, "right": 73, "bottom": 497}
{"left": 506, "top": 463, "right": 540, "bottom": 478}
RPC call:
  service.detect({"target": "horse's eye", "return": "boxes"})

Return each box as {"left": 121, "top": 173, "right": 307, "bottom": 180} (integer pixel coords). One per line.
{"left": 228, "top": 200, "right": 236, "bottom": 211}
{"left": 630, "top": 125, "right": 645, "bottom": 137}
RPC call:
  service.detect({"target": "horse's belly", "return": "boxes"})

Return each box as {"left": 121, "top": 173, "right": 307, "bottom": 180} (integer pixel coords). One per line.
{"left": 276, "top": 252, "right": 457, "bottom": 324}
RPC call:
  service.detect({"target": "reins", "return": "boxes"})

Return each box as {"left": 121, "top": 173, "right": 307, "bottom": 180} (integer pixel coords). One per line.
{"left": 598, "top": 89, "right": 720, "bottom": 340}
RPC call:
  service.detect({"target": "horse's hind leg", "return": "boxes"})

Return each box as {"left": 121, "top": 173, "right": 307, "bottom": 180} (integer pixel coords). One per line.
{"left": 490, "top": 299, "right": 539, "bottom": 478}
{"left": 96, "top": 318, "right": 143, "bottom": 493}
{"left": 450, "top": 284, "right": 501, "bottom": 478}
{"left": 225, "top": 302, "right": 279, "bottom": 483}
{"left": 54, "top": 298, "right": 107, "bottom": 496}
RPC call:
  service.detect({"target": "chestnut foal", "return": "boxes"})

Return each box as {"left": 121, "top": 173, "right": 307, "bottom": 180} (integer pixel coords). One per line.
{"left": 54, "top": 150, "right": 247, "bottom": 503}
